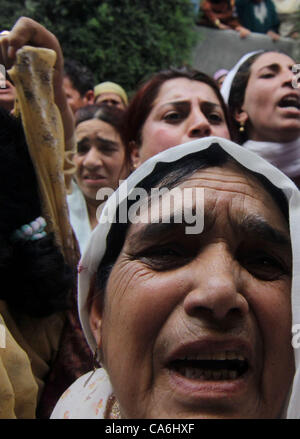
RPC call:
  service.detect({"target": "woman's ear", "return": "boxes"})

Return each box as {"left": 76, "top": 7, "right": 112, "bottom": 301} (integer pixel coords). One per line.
{"left": 130, "top": 141, "right": 141, "bottom": 170}
{"left": 234, "top": 107, "right": 248, "bottom": 126}
{"left": 89, "top": 296, "right": 103, "bottom": 348}
{"left": 84, "top": 89, "right": 95, "bottom": 105}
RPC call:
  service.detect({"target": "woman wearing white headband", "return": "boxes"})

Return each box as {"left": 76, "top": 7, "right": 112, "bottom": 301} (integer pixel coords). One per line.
{"left": 221, "top": 50, "right": 300, "bottom": 187}
{"left": 52, "top": 136, "right": 300, "bottom": 419}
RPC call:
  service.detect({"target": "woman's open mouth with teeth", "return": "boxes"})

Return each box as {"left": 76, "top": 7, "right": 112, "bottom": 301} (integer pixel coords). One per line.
{"left": 167, "top": 352, "right": 249, "bottom": 381}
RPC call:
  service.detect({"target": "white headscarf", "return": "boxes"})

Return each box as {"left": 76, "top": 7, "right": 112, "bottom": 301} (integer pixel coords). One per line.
{"left": 74, "top": 136, "right": 300, "bottom": 418}
{"left": 244, "top": 138, "right": 300, "bottom": 180}
{"left": 67, "top": 180, "right": 92, "bottom": 255}
{"left": 220, "top": 50, "right": 262, "bottom": 104}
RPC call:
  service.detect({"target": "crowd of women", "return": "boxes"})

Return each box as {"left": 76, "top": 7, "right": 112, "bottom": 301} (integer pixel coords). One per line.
{"left": 0, "top": 15, "right": 299, "bottom": 419}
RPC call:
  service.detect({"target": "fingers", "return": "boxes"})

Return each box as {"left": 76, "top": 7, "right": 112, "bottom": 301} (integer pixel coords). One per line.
{"left": 0, "top": 32, "right": 13, "bottom": 69}
{"left": 267, "top": 30, "right": 280, "bottom": 41}
{"left": 0, "top": 17, "right": 63, "bottom": 71}
{"left": 0, "top": 17, "right": 38, "bottom": 67}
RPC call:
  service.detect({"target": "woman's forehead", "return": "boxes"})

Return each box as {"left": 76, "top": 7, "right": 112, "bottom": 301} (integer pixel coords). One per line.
{"left": 126, "top": 163, "right": 288, "bottom": 239}
{"left": 154, "top": 77, "right": 220, "bottom": 106}
{"left": 250, "top": 52, "right": 295, "bottom": 73}
{"left": 180, "top": 167, "right": 285, "bottom": 220}
{"left": 75, "top": 118, "right": 117, "bottom": 139}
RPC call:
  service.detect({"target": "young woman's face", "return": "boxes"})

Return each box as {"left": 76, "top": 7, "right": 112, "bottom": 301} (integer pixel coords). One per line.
{"left": 74, "top": 119, "right": 127, "bottom": 203}
{"left": 239, "top": 52, "right": 300, "bottom": 143}
{"left": 135, "top": 78, "right": 230, "bottom": 165}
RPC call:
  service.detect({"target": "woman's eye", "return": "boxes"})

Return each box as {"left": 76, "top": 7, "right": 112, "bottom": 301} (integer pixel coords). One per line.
{"left": 259, "top": 73, "right": 275, "bottom": 79}
{"left": 207, "top": 113, "right": 223, "bottom": 124}
{"left": 76, "top": 142, "right": 90, "bottom": 154}
{"left": 241, "top": 252, "right": 289, "bottom": 281}
{"left": 100, "top": 146, "right": 118, "bottom": 155}
{"left": 163, "top": 112, "right": 183, "bottom": 123}
{"left": 134, "top": 246, "right": 189, "bottom": 270}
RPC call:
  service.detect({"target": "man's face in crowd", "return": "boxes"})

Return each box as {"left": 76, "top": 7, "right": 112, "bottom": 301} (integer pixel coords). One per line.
{"left": 63, "top": 76, "right": 93, "bottom": 114}
{"left": 94, "top": 92, "right": 126, "bottom": 110}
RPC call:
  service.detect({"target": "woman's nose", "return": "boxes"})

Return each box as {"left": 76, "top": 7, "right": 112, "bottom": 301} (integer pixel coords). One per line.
{"left": 282, "top": 68, "right": 296, "bottom": 88}
{"left": 187, "top": 109, "right": 212, "bottom": 139}
{"left": 183, "top": 245, "right": 249, "bottom": 321}
{"left": 83, "top": 147, "right": 103, "bottom": 168}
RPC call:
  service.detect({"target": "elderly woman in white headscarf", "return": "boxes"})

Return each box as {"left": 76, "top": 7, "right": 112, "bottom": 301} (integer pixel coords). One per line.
{"left": 221, "top": 50, "right": 300, "bottom": 187}
{"left": 51, "top": 136, "right": 300, "bottom": 419}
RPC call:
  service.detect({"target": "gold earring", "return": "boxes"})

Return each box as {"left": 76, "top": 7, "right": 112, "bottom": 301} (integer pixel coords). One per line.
{"left": 239, "top": 121, "right": 245, "bottom": 132}
{"left": 131, "top": 162, "right": 138, "bottom": 172}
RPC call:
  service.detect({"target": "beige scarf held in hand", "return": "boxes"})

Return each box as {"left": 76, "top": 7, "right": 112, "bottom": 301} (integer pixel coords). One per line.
{"left": 8, "top": 45, "right": 77, "bottom": 267}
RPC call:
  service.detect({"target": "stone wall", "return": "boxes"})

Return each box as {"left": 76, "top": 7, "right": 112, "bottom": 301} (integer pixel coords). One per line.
{"left": 191, "top": 26, "right": 298, "bottom": 76}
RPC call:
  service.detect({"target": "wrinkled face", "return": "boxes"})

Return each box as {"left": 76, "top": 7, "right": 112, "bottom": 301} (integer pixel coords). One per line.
{"left": 63, "top": 76, "right": 89, "bottom": 114}
{"left": 137, "top": 78, "right": 230, "bottom": 164}
{"left": 74, "top": 119, "right": 126, "bottom": 202}
{"left": 241, "top": 52, "right": 300, "bottom": 143}
{"left": 94, "top": 162, "right": 294, "bottom": 418}
{"left": 94, "top": 92, "right": 125, "bottom": 109}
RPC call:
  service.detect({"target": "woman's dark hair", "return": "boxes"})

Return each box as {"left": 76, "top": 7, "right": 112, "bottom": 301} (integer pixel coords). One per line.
{"left": 0, "top": 108, "right": 74, "bottom": 317}
{"left": 211, "top": 0, "right": 230, "bottom": 4}
{"left": 75, "top": 103, "right": 124, "bottom": 130}
{"left": 95, "top": 142, "right": 289, "bottom": 297}
{"left": 228, "top": 52, "right": 262, "bottom": 144}
{"left": 75, "top": 104, "right": 102, "bottom": 126}
{"left": 64, "top": 58, "right": 94, "bottom": 97}
{"left": 121, "top": 67, "right": 235, "bottom": 149}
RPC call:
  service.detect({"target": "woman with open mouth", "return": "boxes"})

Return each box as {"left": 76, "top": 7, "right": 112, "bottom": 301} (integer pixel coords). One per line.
{"left": 222, "top": 50, "right": 300, "bottom": 187}
{"left": 51, "top": 136, "right": 300, "bottom": 419}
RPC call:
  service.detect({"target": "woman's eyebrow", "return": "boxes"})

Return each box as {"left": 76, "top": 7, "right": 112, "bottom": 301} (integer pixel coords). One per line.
{"left": 77, "top": 136, "right": 90, "bottom": 143}
{"left": 128, "top": 221, "right": 186, "bottom": 248}
{"left": 257, "top": 63, "right": 280, "bottom": 73}
{"left": 127, "top": 212, "right": 290, "bottom": 249}
{"left": 258, "top": 63, "right": 294, "bottom": 73}
{"left": 95, "top": 136, "right": 119, "bottom": 147}
{"left": 77, "top": 136, "right": 119, "bottom": 148}
{"left": 159, "top": 100, "right": 221, "bottom": 110}
{"left": 158, "top": 101, "right": 190, "bottom": 110}
{"left": 238, "top": 215, "right": 290, "bottom": 246}
{"left": 201, "top": 101, "right": 223, "bottom": 112}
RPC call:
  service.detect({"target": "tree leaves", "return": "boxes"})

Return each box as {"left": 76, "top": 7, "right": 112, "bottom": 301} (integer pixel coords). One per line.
{"left": 0, "top": 0, "right": 199, "bottom": 93}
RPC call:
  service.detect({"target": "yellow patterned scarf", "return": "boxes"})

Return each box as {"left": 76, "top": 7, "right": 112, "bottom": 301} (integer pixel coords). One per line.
{"left": 8, "top": 45, "right": 77, "bottom": 266}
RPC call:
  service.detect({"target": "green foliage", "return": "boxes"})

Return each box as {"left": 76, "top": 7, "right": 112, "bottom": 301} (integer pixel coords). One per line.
{"left": 0, "top": 0, "right": 199, "bottom": 93}
{"left": 0, "top": 0, "right": 27, "bottom": 29}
